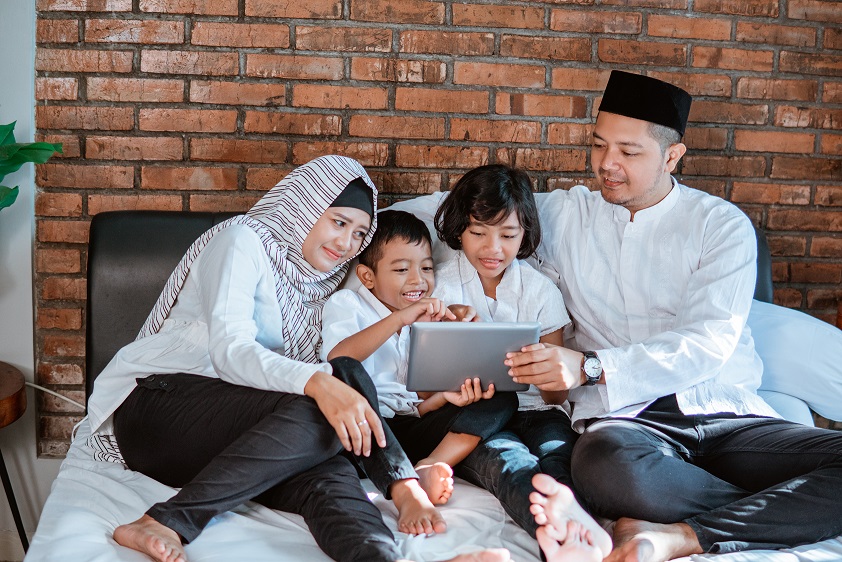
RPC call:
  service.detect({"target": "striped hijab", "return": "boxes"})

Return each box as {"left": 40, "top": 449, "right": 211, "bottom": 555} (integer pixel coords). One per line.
{"left": 137, "top": 155, "right": 378, "bottom": 364}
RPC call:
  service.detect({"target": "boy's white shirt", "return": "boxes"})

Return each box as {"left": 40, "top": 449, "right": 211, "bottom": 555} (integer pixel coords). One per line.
{"left": 321, "top": 286, "right": 421, "bottom": 418}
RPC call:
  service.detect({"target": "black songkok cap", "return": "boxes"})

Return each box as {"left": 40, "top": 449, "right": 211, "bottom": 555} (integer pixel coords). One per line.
{"left": 330, "top": 177, "right": 374, "bottom": 217}
{"left": 599, "top": 70, "right": 693, "bottom": 137}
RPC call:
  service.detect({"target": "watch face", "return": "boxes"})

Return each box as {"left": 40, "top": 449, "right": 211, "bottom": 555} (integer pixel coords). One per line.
{"left": 583, "top": 357, "right": 601, "bottom": 377}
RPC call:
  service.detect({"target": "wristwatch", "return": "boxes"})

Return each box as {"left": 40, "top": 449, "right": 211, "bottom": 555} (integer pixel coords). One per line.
{"left": 581, "top": 351, "right": 602, "bottom": 386}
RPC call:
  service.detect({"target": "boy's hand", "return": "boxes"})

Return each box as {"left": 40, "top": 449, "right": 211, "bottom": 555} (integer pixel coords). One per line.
{"left": 442, "top": 378, "right": 496, "bottom": 406}
{"left": 447, "top": 304, "right": 479, "bottom": 322}
{"left": 396, "top": 297, "right": 456, "bottom": 326}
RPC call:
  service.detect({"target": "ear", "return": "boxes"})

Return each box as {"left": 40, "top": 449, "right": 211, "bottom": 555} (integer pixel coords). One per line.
{"left": 356, "top": 263, "right": 376, "bottom": 289}
{"left": 665, "top": 142, "right": 687, "bottom": 173}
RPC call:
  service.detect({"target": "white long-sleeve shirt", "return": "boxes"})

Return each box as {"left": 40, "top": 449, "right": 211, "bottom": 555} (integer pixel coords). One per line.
{"left": 87, "top": 225, "right": 332, "bottom": 434}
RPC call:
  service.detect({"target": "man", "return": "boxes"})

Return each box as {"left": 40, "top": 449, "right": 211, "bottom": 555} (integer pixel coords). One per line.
{"left": 503, "top": 70, "right": 842, "bottom": 562}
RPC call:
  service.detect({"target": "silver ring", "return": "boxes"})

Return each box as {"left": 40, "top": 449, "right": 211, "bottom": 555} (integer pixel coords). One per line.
{"left": 357, "top": 420, "right": 368, "bottom": 426}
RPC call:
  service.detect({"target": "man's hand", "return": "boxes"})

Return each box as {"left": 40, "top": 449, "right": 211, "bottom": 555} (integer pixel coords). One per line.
{"left": 504, "top": 343, "right": 584, "bottom": 391}
{"left": 395, "top": 297, "right": 456, "bottom": 326}
{"left": 304, "top": 371, "right": 386, "bottom": 457}
{"left": 447, "top": 304, "right": 479, "bottom": 322}
{"left": 442, "top": 377, "right": 495, "bottom": 406}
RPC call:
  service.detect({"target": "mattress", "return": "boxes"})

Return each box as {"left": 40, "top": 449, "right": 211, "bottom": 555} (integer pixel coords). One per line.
{"left": 25, "top": 419, "right": 842, "bottom": 562}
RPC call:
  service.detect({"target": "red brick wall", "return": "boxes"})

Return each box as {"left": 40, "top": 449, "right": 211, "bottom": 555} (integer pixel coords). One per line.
{"left": 34, "top": 0, "right": 841, "bottom": 455}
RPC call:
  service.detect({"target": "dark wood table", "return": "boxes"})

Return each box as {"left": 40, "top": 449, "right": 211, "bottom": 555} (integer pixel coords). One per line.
{"left": 0, "top": 361, "right": 29, "bottom": 552}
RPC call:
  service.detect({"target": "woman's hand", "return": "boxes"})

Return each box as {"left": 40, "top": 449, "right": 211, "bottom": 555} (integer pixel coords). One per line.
{"left": 442, "top": 378, "right": 495, "bottom": 406}
{"left": 304, "top": 372, "right": 386, "bottom": 457}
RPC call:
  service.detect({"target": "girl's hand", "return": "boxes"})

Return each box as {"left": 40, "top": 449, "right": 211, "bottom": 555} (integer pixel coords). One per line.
{"left": 442, "top": 378, "right": 495, "bottom": 406}
{"left": 304, "top": 372, "right": 386, "bottom": 457}
{"left": 396, "top": 297, "right": 456, "bottom": 326}
{"left": 447, "top": 304, "right": 479, "bottom": 322}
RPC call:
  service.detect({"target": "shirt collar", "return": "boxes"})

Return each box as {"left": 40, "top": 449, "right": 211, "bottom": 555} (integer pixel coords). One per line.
{"left": 612, "top": 176, "right": 681, "bottom": 224}
{"left": 356, "top": 284, "right": 393, "bottom": 320}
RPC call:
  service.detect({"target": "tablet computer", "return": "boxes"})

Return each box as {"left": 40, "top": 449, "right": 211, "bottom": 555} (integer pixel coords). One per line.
{"left": 405, "top": 322, "right": 540, "bottom": 392}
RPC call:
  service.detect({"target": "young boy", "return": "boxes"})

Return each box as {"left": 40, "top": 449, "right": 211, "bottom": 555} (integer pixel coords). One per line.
{"left": 321, "top": 210, "right": 517, "bottom": 509}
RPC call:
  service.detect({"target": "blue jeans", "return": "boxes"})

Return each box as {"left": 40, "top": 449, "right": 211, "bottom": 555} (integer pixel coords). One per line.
{"left": 456, "top": 408, "right": 579, "bottom": 538}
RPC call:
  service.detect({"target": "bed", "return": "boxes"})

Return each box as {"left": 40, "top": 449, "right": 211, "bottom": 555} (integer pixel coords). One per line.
{"left": 25, "top": 210, "right": 842, "bottom": 562}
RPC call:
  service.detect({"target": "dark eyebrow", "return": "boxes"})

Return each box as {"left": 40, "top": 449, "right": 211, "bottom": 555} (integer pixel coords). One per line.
{"left": 332, "top": 211, "right": 370, "bottom": 228}
{"left": 592, "top": 131, "right": 645, "bottom": 149}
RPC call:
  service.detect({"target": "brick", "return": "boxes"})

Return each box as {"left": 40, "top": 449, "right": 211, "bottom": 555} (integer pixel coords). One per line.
{"left": 293, "top": 143, "right": 389, "bottom": 166}
{"left": 39, "top": 438, "right": 72, "bottom": 458}
{"left": 351, "top": 58, "right": 445, "bottom": 83}
{"left": 823, "top": 82, "right": 842, "bottom": 103}
{"left": 547, "top": 123, "right": 592, "bottom": 146}
{"left": 38, "top": 363, "right": 83, "bottom": 386}
{"left": 35, "top": 48, "right": 133, "bottom": 73}
{"left": 36, "top": 249, "right": 81, "bottom": 274}
{"left": 695, "top": 0, "right": 778, "bottom": 17}
{"left": 35, "top": 78, "right": 78, "bottom": 101}
{"left": 768, "top": 210, "right": 842, "bottom": 231}
{"left": 140, "top": 0, "right": 238, "bottom": 15}
{"left": 774, "top": 288, "right": 803, "bottom": 308}
{"left": 496, "top": 93, "right": 587, "bottom": 118}
{"left": 817, "top": 186, "right": 842, "bottom": 207}
{"left": 496, "top": 148, "right": 587, "bottom": 173}
{"left": 191, "top": 81, "right": 286, "bottom": 106}
{"left": 551, "top": 68, "right": 610, "bottom": 91}
{"left": 821, "top": 134, "right": 842, "bottom": 155}
{"left": 788, "top": 0, "right": 842, "bottom": 23}
{"left": 37, "top": 163, "right": 134, "bottom": 189}
{"left": 37, "top": 106, "right": 134, "bottom": 131}
{"left": 682, "top": 155, "right": 766, "bottom": 177}
{"left": 771, "top": 157, "right": 841, "bottom": 181}
{"left": 780, "top": 52, "right": 842, "bottom": 77}
{"left": 351, "top": 0, "right": 444, "bottom": 24}
{"left": 36, "top": 134, "right": 81, "bottom": 158}
{"left": 246, "top": 54, "right": 343, "bottom": 80}
{"left": 731, "top": 182, "right": 811, "bottom": 205}
{"left": 87, "top": 77, "right": 184, "bottom": 103}
{"left": 37, "top": 19, "right": 80, "bottom": 43}
{"left": 550, "top": 9, "right": 641, "bottom": 33}
{"left": 245, "top": 0, "right": 341, "bottom": 18}
{"left": 692, "top": 46, "right": 773, "bottom": 71}
{"left": 395, "top": 88, "right": 488, "bottom": 114}
{"left": 139, "top": 108, "right": 237, "bottom": 133}
{"left": 689, "top": 101, "right": 768, "bottom": 125}
{"left": 767, "top": 235, "right": 807, "bottom": 256}
{"left": 807, "top": 289, "right": 842, "bottom": 310}
{"left": 296, "top": 26, "right": 391, "bottom": 52}
{"left": 39, "top": 414, "right": 84, "bottom": 440}
{"left": 453, "top": 4, "right": 543, "bottom": 28}
{"left": 601, "top": 0, "right": 686, "bottom": 6}
{"left": 811, "top": 237, "right": 842, "bottom": 258}
{"left": 40, "top": 390, "right": 87, "bottom": 414}
{"left": 735, "top": 22, "right": 816, "bottom": 47}
{"left": 86, "top": 136, "right": 183, "bottom": 161}
{"left": 141, "top": 50, "right": 238, "bottom": 76}
{"left": 693, "top": 179, "right": 727, "bottom": 199}
{"left": 35, "top": 193, "right": 83, "bottom": 217}
{"left": 598, "top": 39, "right": 687, "bottom": 66}
{"left": 450, "top": 119, "right": 541, "bottom": 144}
{"left": 38, "top": 308, "right": 83, "bottom": 330}
{"left": 791, "top": 263, "right": 842, "bottom": 284}
{"left": 399, "top": 30, "right": 494, "bottom": 56}
{"left": 736, "top": 78, "right": 818, "bottom": 101}
{"left": 826, "top": 28, "right": 842, "bottom": 50}
{"left": 734, "top": 130, "right": 815, "bottom": 154}
{"left": 37, "top": 0, "right": 131, "bottom": 11}
{"left": 546, "top": 177, "right": 589, "bottom": 192}
{"left": 683, "top": 127, "right": 728, "bottom": 150}
{"left": 649, "top": 71, "right": 732, "bottom": 97}
{"left": 189, "top": 194, "right": 261, "bottom": 213}
{"left": 246, "top": 168, "right": 291, "bottom": 191}
{"left": 38, "top": 220, "right": 90, "bottom": 243}
{"left": 367, "top": 171, "right": 443, "bottom": 195}
{"left": 647, "top": 15, "right": 730, "bottom": 40}
{"left": 395, "top": 145, "right": 488, "bottom": 169}
{"left": 772, "top": 263, "right": 790, "bottom": 283}
{"left": 141, "top": 166, "right": 238, "bottom": 190}
{"left": 350, "top": 116, "right": 444, "bottom": 140}
{"left": 42, "top": 279, "right": 87, "bottom": 302}
{"left": 88, "top": 194, "right": 183, "bottom": 214}
{"left": 191, "top": 139, "right": 288, "bottom": 164}
{"left": 85, "top": 19, "right": 183, "bottom": 43}
{"left": 453, "top": 62, "right": 545, "bottom": 88}
{"left": 500, "top": 36, "right": 591, "bottom": 62}
{"left": 244, "top": 112, "right": 341, "bottom": 136}
{"left": 775, "top": 106, "right": 842, "bottom": 129}
{"left": 191, "top": 22, "right": 290, "bottom": 48}
{"left": 293, "top": 85, "right": 388, "bottom": 110}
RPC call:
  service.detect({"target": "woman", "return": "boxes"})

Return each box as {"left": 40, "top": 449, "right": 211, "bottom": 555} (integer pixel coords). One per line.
{"left": 86, "top": 156, "right": 505, "bottom": 562}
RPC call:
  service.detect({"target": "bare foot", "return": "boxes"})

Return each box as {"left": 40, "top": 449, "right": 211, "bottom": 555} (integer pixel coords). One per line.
{"left": 415, "top": 459, "right": 454, "bottom": 505}
{"left": 529, "top": 473, "right": 612, "bottom": 558}
{"left": 390, "top": 478, "right": 447, "bottom": 536}
{"left": 604, "top": 518, "right": 702, "bottom": 562}
{"left": 538, "top": 520, "right": 603, "bottom": 562}
{"left": 113, "top": 514, "right": 187, "bottom": 562}
{"left": 445, "top": 548, "right": 512, "bottom": 561}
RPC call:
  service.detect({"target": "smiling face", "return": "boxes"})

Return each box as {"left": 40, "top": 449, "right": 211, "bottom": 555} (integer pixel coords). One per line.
{"left": 301, "top": 206, "right": 372, "bottom": 273}
{"left": 459, "top": 212, "right": 524, "bottom": 299}
{"left": 591, "top": 111, "right": 686, "bottom": 218}
{"left": 357, "top": 237, "right": 435, "bottom": 312}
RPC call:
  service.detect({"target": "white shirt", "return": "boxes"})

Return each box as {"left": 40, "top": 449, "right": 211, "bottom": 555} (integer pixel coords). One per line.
{"left": 432, "top": 252, "right": 572, "bottom": 412}
{"left": 87, "top": 225, "right": 332, "bottom": 434}
{"left": 321, "top": 286, "right": 421, "bottom": 418}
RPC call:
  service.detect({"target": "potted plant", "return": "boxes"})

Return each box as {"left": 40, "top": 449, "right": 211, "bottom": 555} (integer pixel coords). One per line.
{"left": 0, "top": 121, "right": 62, "bottom": 212}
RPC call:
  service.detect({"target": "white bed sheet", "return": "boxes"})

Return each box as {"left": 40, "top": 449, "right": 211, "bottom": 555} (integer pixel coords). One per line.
{"left": 26, "top": 420, "right": 842, "bottom": 562}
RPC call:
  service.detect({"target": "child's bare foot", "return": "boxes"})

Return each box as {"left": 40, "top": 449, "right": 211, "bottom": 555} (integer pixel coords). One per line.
{"left": 604, "top": 518, "right": 702, "bottom": 562}
{"left": 415, "top": 459, "right": 454, "bottom": 505}
{"left": 390, "top": 478, "right": 447, "bottom": 536}
{"left": 113, "top": 514, "right": 186, "bottom": 562}
{"left": 529, "top": 473, "right": 612, "bottom": 557}
{"left": 538, "top": 520, "right": 603, "bottom": 562}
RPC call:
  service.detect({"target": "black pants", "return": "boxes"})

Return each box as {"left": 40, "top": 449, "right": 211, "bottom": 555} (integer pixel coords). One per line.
{"left": 113, "top": 357, "right": 416, "bottom": 562}
{"left": 572, "top": 394, "right": 842, "bottom": 554}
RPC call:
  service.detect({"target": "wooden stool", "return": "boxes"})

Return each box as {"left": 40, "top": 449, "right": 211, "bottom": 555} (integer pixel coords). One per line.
{"left": 0, "top": 361, "right": 29, "bottom": 552}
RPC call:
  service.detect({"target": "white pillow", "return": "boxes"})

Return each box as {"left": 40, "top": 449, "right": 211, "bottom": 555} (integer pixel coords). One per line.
{"left": 749, "top": 299, "right": 842, "bottom": 422}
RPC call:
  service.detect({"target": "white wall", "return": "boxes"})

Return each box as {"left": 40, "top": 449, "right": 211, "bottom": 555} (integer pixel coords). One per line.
{"left": 0, "top": 2, "right": 64, "bottom": 560}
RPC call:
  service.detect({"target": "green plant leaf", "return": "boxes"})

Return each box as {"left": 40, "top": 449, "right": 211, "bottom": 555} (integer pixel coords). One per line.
{"left": 0, "top": 142, "right": 63, "bottom": 178}
{"left": 0, "top": 122, "right": 16, "bottom": 147}
{"left": 0, "top": 185, "right": 20, "bottom": 211}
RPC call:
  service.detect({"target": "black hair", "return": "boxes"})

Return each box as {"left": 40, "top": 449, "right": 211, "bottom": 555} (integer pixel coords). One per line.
{"left": 358, "top": 209, "right": 432, "bottom": 271}
{"left": 648, "top": 122, "right": 682, "bottom": 152}
{"left": 434, "top": 164, "right": 540, "bottom": 260}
